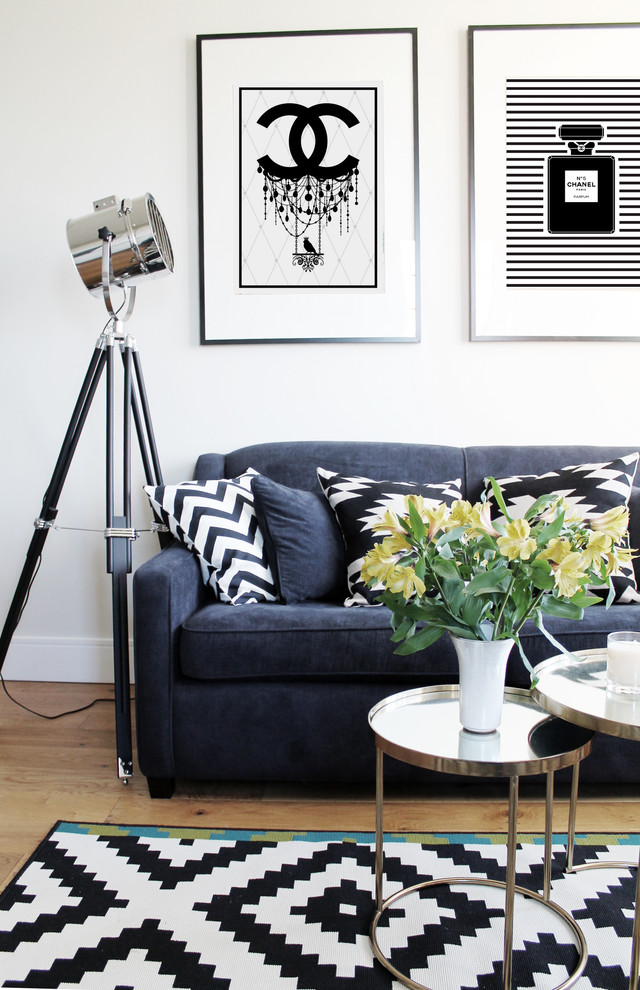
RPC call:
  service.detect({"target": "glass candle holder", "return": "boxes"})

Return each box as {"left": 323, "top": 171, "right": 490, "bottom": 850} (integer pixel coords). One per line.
{"left": 607, "top": 631, "right": 640, "bottom": 694}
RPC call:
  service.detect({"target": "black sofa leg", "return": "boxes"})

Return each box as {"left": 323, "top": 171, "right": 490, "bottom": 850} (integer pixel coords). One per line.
{"left": 147, "top": 776, "right": 176, "bottom": 798}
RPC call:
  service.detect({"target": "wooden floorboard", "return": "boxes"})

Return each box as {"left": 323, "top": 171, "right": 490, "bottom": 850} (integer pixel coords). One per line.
{"left": 1, "top": 680, "right": 639, "bottom": 892}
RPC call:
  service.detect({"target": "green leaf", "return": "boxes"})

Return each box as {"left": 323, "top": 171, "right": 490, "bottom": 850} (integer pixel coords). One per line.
{"left": 530, "top": 569, "right": 556, "bottom": 592}
{"left": 389, "top": 616, "right": 417, "bottom": 643}
{"left": 525, "top": 492, "right": 561, "bottom": 521}
{"left": 536, "top": 511, "right": 565, "bottom": 547}
{"left": 436, "top": 526, "right": 466, "bottom": 548}
{"left": 513, "top": 633, "right": 537, "bottom": 685}
{"left": 407, "top": 499, "right": 426, "bottom": 542}
{"left": 393, "top": 624, "right": 444, "bottom": 654}
{"left": 539, "top": 596, "right": 584, "bottom": 620}
{"left": 432, "top": 558, "right": 460, "bottom": 581}
{"left": 461, "top": 593, "right": 487, "bottom": 628}
{"left": 466, "top": 567, "right": 511, "bottom": 596}
{"left": 488, "top": 477, "right": 511, "bottom": 522}
{"left": 570, "top": 591, "right": 601, "bottom": 608}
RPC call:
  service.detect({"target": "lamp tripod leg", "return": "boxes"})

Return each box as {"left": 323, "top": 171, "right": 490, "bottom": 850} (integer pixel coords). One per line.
{"left": 106, "top": 335, "right": 167, "bottom": 781}
{"left": 109, "top": 527, "right": 133, "bottom": 781}
{"left": 1, "top": 329, "right": 165, "bottom": 785}
{"left": 0, "top": 341, "right": 108, "bottom": 674}
{"left": 105, "top": 336, "right": 134, "bottom": 781}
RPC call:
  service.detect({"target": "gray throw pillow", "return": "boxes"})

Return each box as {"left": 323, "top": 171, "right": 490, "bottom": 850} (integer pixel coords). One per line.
{"left": 252, "top": 475, "right": 346, "bottom": 603}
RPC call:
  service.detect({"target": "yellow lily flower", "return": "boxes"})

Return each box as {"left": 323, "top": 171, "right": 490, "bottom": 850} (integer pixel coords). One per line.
{"left": 541, "top": 496, "right": 584, "bottom": 526}
{"left": 383, "top": 532, "right": 412, "bottom": 554}
{"left": 497, "top": 518, "right": 537, "bottom": 561}
{"left": 604, "top": 543, "right": 634, "bottom": 577}
{"left": 468, "top": 501, "right": 500, "bottom": 537}
{"left": 553, "top": 552, "right": 589, "bottom": 598}
{"left": 590, "top": 505, "right": 629, "bottom": 543}
{"left": 580, "top": 531, "right": 613, "bottom": 571}
{"left": 538, "top": 537, "right": 575, "bottom": 565}
{"left": 424, "top": 502, "right": 451, "bottom": 541}
{"left": 384, "top": 565, "right": 426, "bottom": 600}
{"left": 445, "top": 500, "right": 475, "bottom": 529}
{"left": 360, "top": 543, "right": 398, "bottom": 587}
{"left": 373, "top": 508, "right": 404, "bottom": 535}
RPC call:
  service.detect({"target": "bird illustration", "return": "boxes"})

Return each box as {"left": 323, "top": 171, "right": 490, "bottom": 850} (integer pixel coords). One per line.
{"left": 303, "top": 238, "right": 317, "bottom": 254}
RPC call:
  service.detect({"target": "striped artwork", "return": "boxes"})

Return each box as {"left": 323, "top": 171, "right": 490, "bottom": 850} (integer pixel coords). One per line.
{"left": 505, "top": 77, "right": 640, "bottom": 288}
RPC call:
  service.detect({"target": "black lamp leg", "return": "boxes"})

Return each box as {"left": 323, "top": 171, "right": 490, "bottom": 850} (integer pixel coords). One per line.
{"left": 105, "top": 335, "right": 134, "bottom": 781}
{"left": 0, "top": 328, "right": 165, "bottom": 785}
{"left": 0, "top": 341, "right": 107, "bottom": 674}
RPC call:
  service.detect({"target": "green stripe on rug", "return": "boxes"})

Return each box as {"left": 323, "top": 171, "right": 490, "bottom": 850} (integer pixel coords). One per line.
{"left": 55, "top": 821, "right": 640, "bottom": 846}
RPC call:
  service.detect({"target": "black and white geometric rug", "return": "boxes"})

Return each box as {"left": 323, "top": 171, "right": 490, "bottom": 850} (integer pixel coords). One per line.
{"left": 0, "top": 822, "right": 636, "bottom": 989}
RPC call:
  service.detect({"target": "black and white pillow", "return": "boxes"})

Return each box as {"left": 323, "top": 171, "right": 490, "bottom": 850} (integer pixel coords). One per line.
{"left": 317, "top": 468, "right": 463, "bottom": 606}
{"left": 144, "top": 470, "right": 277, "bottom": 605}
{"left": 484, "top": 453, "right": 640, "bottom": 604}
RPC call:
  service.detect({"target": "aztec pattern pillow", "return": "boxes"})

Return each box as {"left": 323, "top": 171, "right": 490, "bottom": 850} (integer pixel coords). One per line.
{"left": 144, "top": 470, "right": 277, "bottom": 605}
{"left": 317, "top": 468, "right": 463, "bottom": 606}
{"left": 484, "top": 453, "right": 640, "bottom": 604}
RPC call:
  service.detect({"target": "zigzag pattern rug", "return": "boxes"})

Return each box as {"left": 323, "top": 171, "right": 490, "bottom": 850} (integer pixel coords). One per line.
{"left": 0, "top": 822, "right": 636, "bottom": 989}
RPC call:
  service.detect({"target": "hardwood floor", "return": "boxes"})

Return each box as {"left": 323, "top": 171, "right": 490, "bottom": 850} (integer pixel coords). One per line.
{"left": 1, "top": 680, "right": 639, "bottom": 893}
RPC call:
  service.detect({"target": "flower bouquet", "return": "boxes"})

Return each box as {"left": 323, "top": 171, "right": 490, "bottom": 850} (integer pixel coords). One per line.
{"left": 361, "top": 479, "right": 633, "bottom": 685}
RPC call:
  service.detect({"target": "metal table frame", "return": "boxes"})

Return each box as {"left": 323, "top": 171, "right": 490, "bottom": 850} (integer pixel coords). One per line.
{"left": 369, "top": 685, "right": 594, "bottom": 990}
{"left": 534, "top": 648, "right": 640, "bottom": 990}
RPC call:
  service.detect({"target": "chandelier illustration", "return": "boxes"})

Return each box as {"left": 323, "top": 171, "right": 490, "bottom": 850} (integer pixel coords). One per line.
{"left": 256, "top": 102, "right": 360, "bottom": 272}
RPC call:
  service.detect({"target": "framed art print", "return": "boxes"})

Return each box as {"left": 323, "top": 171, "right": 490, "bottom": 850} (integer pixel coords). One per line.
{"left": 197, "top": 29, "right": 420, "bottom": 343}
{"left": 469, "top": 23, "right": 640, "bottom": 340}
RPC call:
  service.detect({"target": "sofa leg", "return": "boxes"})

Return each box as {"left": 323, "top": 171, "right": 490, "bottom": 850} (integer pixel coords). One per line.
{"left": 147, "top": 776, "right": 175, "bottom": 798}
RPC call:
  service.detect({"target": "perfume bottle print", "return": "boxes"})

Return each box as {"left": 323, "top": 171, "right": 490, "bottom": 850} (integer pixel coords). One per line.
{"left": 547, "top": 124, "right": 615, "bottom": 234}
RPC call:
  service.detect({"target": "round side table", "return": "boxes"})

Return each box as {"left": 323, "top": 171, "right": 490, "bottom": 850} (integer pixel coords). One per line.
{"left": 533, "top": 648, "right": 640, "bottom": 990}
{"left": 369, "top": 684, "right": 594, "bottom": 990}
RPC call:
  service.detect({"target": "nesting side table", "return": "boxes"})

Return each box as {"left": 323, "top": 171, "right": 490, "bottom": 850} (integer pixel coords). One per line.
{"left": 534, "top": 648, "right": 640, "bottom": 990}
{"left": 369, "top": 684, "right": 594, "bottom": 990}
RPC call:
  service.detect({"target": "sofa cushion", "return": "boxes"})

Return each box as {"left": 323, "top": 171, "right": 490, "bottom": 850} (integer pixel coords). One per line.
{"left": 144, "top": 471, "right": 277, "bottom": 605}
{"left": 178, "top": 599, "right": 640, "bottom": 684}
{"left": 179, "top": 601, "right": 461, "bottom": 681}
{"left": 252, "top": 475, "right": 346, "bottom": 603}
{"left": 484, "top": 452, "right": 640, "bottom": 604}
{"left": 317, "top": 468, "right": 463, "bottom": 606}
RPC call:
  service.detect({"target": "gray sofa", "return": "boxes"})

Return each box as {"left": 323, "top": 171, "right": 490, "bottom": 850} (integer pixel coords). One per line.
{"left": 133, "top": 441, "right": 640, "bottom": 797}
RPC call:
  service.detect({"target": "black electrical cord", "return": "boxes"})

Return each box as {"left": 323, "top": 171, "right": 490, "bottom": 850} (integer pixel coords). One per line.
{"left": 1, "top": 545, "right": 128, "bottom": 719}
{"left": 0, "top": 671, "right": 117, "bottom": 719}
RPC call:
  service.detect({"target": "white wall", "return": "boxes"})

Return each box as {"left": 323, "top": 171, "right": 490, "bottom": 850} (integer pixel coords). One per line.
{"left": 2, "top": 0, "right": 640, "bottom": 680}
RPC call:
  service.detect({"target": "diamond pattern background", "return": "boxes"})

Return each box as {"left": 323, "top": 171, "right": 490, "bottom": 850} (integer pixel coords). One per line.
{"left": 239, "top": 87, "right": 378, "bottom": 288}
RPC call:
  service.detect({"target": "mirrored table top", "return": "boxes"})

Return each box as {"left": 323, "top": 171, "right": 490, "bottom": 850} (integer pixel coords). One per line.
{"left": 369, "top": 685, "right": 593, "bottom": 778}
{"left": 533, "top": 648, "right": 640, "bottom": 741}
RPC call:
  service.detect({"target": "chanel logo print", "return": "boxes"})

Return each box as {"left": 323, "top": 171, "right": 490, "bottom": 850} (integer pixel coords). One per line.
{"left": 256, "top": 103, "right": 360, "bottom": 180}
{"left": 239, "top": 87, "right": 378, "bottom": 290}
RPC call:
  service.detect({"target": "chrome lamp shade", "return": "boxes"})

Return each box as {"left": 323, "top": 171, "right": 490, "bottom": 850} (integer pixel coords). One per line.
{"left": 66, "top": 193, "right": 174, "bottom": 296}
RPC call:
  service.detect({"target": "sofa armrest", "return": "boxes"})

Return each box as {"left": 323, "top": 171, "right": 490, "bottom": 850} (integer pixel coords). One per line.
{"left": 133, "top": 540, "right": 208, "bottom": 779}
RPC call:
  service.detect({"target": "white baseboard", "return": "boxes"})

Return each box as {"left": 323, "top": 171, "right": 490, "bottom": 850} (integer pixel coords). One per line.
{"left": 1, "top": 636, "right": 135, "bottom": 683}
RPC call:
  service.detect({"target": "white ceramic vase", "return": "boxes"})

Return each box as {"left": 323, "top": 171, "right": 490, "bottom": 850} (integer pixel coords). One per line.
{"left": 451, "top": 634, "right": 515, "bottom": 733}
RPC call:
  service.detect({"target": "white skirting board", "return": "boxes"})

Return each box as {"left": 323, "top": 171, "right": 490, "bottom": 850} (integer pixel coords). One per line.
{"left": 1, "top": 637, "right": 134, "bottom": 683}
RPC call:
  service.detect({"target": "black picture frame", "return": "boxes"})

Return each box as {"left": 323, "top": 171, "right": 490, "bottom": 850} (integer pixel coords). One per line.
{"left": 197, "top": 29, "right": 420, "bottom": 344}
{"left": 469, "top": 22, "right": 640, "bottom": 341}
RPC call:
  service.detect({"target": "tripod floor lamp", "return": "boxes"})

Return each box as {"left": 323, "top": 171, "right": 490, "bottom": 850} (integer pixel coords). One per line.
{"left": 0, "top": 194, "right": 174, "bottom": 782}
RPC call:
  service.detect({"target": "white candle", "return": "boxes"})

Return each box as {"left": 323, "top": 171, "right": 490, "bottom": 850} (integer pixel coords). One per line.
{"left": 607, "top": 632, "right": 640, "bottom": 694}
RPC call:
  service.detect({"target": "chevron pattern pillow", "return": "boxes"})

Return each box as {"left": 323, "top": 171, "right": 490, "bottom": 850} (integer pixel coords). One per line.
{"left": 317, "top": 468, "right": 463, "bottom": 606}
{"left": 144, "top": 470, "right": 277, "bottom": 605}
{"left": 484, "top": 452, "right": 640, "bottom": 604}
